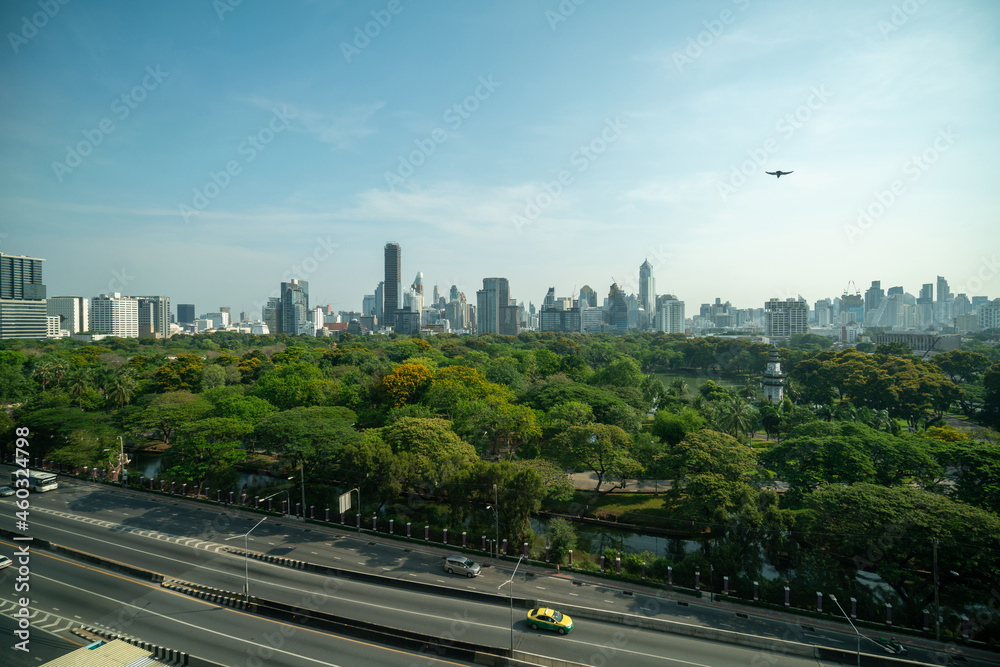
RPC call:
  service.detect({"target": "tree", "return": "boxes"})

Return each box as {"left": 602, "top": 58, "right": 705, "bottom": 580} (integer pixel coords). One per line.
{"left": 163, "top": 417, "right": 250, "bottom": 492}
{"left": 129, "top": 391, "right": 213, "bottom": 444}
{"left": 650, "top": 407, "right": 705, "bottom": 446}
{"left": 249, "top": 362, "right": 336, "bottom": 410}
{"left": 381, "top": 417, "right": 477, "bottom": 491}
{"left": 552, "top": 423, "right": 642, "bottom": 494}
{"left": 153, "top": 354, "right": 205, "bottom": 392}
{"left": 105, "top": 369, "right": 137, "bottom": 410}
{"left": 547, "top": 517, "right": 577, "bottom": 565}
{"left": 377, "top": 363, "right": 434, "bottom": 408}
{"left": 337, "top": 430, "right": 404, "bottom": 512}
{"left": 802, "top": 483, "right": 1000, "bottom": 597}
{"left": 654, "top": 430, "right": 759, "bottom": 526}
{"left": 253, "top": 406, "right": 361, "bottom": 477}
{"left": 453, "top": 397, "right": 541, "bottom": 459}
{"left": 932, "top": 350, "right": 991, "bottom": 383}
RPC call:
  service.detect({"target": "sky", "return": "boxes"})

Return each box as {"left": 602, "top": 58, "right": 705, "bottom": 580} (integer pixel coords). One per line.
{"left": 2, "top": 0, "right": 999, "bottom": 318}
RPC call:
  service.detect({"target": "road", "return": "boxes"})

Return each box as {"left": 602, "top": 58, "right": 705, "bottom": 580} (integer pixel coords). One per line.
{"left": 1, "top": 473, "right": 995, "bottom": 666}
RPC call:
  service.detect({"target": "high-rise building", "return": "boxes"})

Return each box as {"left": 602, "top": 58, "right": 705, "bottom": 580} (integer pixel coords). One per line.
{"left": 374, "top": 281, "right": 384, "bottom": 325}
{"left": 978, "top": 298, "right": 1000, "bottom": 330}
{"left": 639, "top": 259, "right": 655, "bottom": 327}
{"left": 654, "top": 295, "right": 685, "bottom": 334}
{"left": 262, "top": 297, "right": 281, "bottom": 333}
{"left": 840, "top": 291, "right": 864, "bottom": 325}
{"left": 136, "top": 296, "right": 170, "bottom": 337}
{"left": 177, "top": 303, "right": 195, "bottom": 325}
{"left": 608, "top": 283, "right": 627, "bottom": 332}
{"left": 384, "top": 243, "right": 401, "bottom": 327}
{"left": 0, "top": 252, "right": 47, "bottom": 340}
{"left": 91, "top": 293, "right": 139, "bottom": 337}
{"left": 814, "top": 299, "right": 832, "bottom": 326}
{"left": 764, "top": 298, "right": 808, "bottom": 337}
{"left": 918, "top": 284, "right": 933, "bottom": 304}
{"left": 47, "top": 296, "right": 89, "bottom": 334}
{"left": 579, "top": 285, "right": 597, "bottom": 308}
{"left": 864, "top": 281, "right": 883, "bottom": 315}
{"left": 936, "top": 276, "right": 950, "bottom": 302}
{"left": 449, "top": 285, "right": 460, "bottom": 302}
{"left": 362, "top": 294, "right": 376, "bottom": 317}
{"left": 476, "top": 277, "right": 510, "bottom": 335}
{"left": 280, "top": 280, "right": 309, "bottom": 334}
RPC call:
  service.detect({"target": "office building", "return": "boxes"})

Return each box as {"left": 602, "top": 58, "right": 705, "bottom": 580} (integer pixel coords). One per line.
{"left": 384, "top": 243, "right": 401, "bottom": 327}
{"left": 639, "top": 259, "right": 655, "bottom": 327}
{"left": 177, "top": 303, "right": 195, "bottom": 325}
{"left": 280, "top": 279, "right": 309, "bottom": 334}
{"left": 764, "top": 297, "right": 808, "bottom": 337}
{"left": 91, "top": 293, "right": 139, "bottom": 337}
{"left": 47, "top": 296, "right": 89, "bottom": 335}
{"left": 262, "top": 297, "right": 281, "bottom": 333}
{"left": 608, "top": 283, "right": 627, "bottom": 332}
{"left": 476, "top": 277, "right": 510, "bottom": 335}
{"left": 654, "top": 295, "right": 685, "bottom": 334}
{"left": 362, "top": 294, "right": 376, "bottom": 317}
{"left": 136, "top": 296, "right": 170, "bottom": 338}
{"left": 979, "top": 298, "right": 1000, "bottom": 331}
{"left": 0, "top": 252, "right": 47, "bottom": 340}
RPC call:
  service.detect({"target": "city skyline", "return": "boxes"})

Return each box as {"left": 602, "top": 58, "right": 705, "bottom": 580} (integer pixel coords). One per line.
{"left": 3, "top": 2, "right": 999, "bottom": 314}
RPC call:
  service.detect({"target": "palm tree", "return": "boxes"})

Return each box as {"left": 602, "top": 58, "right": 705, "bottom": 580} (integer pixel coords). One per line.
{"left": 720, "top": 393, "right": 757, "bottom": 442}
{"left": 814, "top": 403, "right": 836, "bottom": 422}
{"left": 106, "top": 370, "right": 138, "bottom": 410}
{"left": 66, "top": 369, "right": 92, "bottom": 409}
{"left": 32, "top": 361, "right": 55, "bottom": 390}
{"left": 671, "top": 379, "right": 688, "bottom": 399}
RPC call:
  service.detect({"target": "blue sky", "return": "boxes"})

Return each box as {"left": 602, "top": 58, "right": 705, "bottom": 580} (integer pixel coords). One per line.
{"left": 2, "top": 0, "right": 998, "bottom": 318}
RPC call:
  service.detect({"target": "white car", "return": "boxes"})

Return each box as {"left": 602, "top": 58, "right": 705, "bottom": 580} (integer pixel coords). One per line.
{"left": 0, "top": 555, "right": 12, "bottom": 570}
{"left": 0, "top": 486, "right": 14, "bottom": 497}
{"left": 444, "top": 555, "right": 481, "bottom": 577}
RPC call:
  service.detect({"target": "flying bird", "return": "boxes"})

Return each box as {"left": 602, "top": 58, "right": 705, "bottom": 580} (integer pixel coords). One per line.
{"left": 766, "top": 170, "right": 793, "bottom": 178}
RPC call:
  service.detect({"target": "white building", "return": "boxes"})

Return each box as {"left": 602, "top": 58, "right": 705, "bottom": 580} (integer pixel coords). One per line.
{"left": 655, "top": 296, "right": 685, "bottom": 334}
{"left": 764, "top": 298, "right": 808, "bottom": 338}
{"left": 91, "top": 293, "right": 139, "bottom": 337}
{"left": 47, "top": 296, "right": 89, "bottom": 334}
{"left": 978, "top": 298, "right": 1000, "bottom": 330}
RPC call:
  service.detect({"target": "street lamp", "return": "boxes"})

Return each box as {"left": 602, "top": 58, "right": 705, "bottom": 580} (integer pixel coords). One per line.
{"left": 225, "top": 515, "right": 267, "bottom": 601}
{"left": 498, "top": 555, "right": 525, "bottom": 657}
{"left": 830, "top": 594, "right": 861, "bottom": 667}
{"left": 486, "top": 483, "right": 499, "bottom": 562}
{"left": 263, "top": 489, "right": 290, "bottom": 515}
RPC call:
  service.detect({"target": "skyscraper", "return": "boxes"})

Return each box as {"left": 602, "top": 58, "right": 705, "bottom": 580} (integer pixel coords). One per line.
{"left": 655, "top": 295, "right": 685, "bottom": 333}
{"left": 177, "top": 303, "right": 195, "bottom": 325}
{"left": 384, "top": 243, "right": 401, "bottom": 327}
{"left": 476, "top": 277, "right": 510, "bottom": 334}
{"left": 0, "top": 252, "right": 47, "bottom": 340}
{"left": 864, "top": 281, "right": 883, "bottom": 315}
{"left": 608, "top": 282, "right": 627, "bottom": 332}
{"left": 136, "top": 296, "right": 171, "bottom": 337}
{"left": 639, "top": 259, "right": 655, "bottom": 326}
{"left": 280, "top": 280, "right": 309, "bottom": 334}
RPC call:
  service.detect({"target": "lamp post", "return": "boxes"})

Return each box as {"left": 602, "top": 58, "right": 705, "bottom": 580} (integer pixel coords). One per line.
{"left": 498, "top": 555, "right": 525, "bottom": 657}
{"left": 486, "top": 484, "right": 499, "bottom": 562}
{"left": 225, "top": 516, "right": 268, "bottom": 601}
{"left": 830, "top": 594, "right": 861, "bottom": 667}
{"left": 351, "top": 487, "right": 361, "bottom": 533}
{"left": 262, "top": 489, "right": 290, "bottom": 515}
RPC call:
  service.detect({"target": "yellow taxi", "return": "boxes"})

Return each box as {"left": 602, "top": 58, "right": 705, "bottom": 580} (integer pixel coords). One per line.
{"left": 526, "top": 607, "right": 573, "bottom": 634}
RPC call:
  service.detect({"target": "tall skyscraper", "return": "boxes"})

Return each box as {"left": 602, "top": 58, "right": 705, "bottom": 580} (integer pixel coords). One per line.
{"left": 262, "top": 297, "right": 281, "bottom": 333}
{"left": 608, "top": 282, "right": 627, "bottom": 332}
{"left": 0, "top": 252, "right": 47, "bottom": 340}
{"left": 47, "top": 296, "right": 89, "bottom": 335}
{"left": 362, "top": 294, "right": 376, "bottom": 317}
{"left": 918, "top": 283, "right": 933, "bottom": 304}
{"left": 384, "top": 243, "right": 401, "bottom": 327}
{"left": 136, "top": 296, "right": 171, "bottom": 337}
{"left": 476, "top": 277, "right": 510, "bottom": 334}
{"left": 91, "top": 293, "right": 139, "bottom": 337}
{"left": 280, "top": 280, "right": 309, "bottom": 334}
{"left": 936, "top": 276, "right": 950, "bottom": 302}
{"left": 639, "top": 259, "right": 655, "bottom": 326}
{"left": 864, "top": 281, "right": 883, "bottom": 315}
{"left": 177, "top": 303, "right": 195, "bottom": 325}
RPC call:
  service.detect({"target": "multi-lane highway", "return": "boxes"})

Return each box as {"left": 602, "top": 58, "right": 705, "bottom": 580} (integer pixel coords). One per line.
{"left": 1, "top": 473, "right": 995, "bottom": 666}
